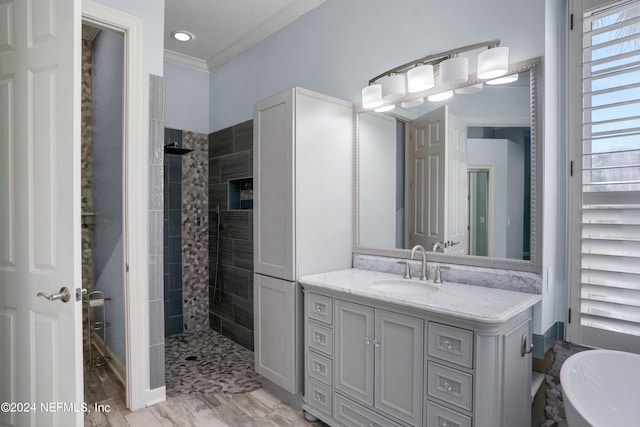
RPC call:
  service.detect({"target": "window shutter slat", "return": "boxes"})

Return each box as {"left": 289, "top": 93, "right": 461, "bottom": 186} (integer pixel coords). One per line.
{"left": 579, "top": 0, "right": 640, "bottom": 338}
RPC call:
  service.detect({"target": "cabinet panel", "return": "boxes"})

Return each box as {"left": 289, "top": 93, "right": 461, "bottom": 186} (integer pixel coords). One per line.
{"left": 425, "top": 401, "right": 472, "bottom": 427}
{"left": 428, "top": 322, "right": 473, "bottom": 369}
{"left": 375, "top": 310, "right": 424, "bottom": 426}
{"left": 335, "top": 300, "right": 374, "bottom": 406}
{"left": 308, "top": 321, "right": 333, "bottom": 356}
{"left": 307, "top": 378, "right": 333, "bottom": 417}
{"left": 334, "top": 394, "right": 403, "bottom": 427}
{"left": 427, "top": 362, "right": 473, "bottom": 412}
{"left": 253, "top": 274, "right": 297, "bottom": 393}
{"left": 308, "top": 292, "right": 333, "bottom": 325}
{"left": 308, "top": 351, "right": 332, "bottom": 386}
{"left": 502, "top": 319, "right": 532, "bottom": 426}
{"left": 253, "top": 90, "right": 295, "bottom": 280}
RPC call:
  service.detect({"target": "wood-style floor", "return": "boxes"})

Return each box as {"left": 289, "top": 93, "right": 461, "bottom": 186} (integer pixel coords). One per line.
{"left": 84, "top": 388, "right": 325, "bottom": 427}
{"left": 83, "top": 351, "right": 324, "bottom": 426}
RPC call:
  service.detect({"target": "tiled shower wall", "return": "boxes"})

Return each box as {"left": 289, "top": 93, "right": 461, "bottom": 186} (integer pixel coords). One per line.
{"left": 180, "top": 131, "right": 209, "bottom": 332}
{"left": 81, "top": 39, "right": 94, "bottom": 349}
{"left": 149, "top": 75, "right": 165, "bottom": 390}
{"left": 163, "top": 128, "right": 209, "bottom": 338}
{"left": 164, "top": 128, "right": 184, "bottom": 337}
{"left": 208, "top": 120, "right": 254, "bottom": 351}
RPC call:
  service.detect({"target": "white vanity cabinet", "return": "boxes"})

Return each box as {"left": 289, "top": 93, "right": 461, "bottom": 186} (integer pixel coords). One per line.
{"left": 334, "top": 300, "right": 424, "bottom": 426}
{"left": 253, "top": 87, "right": 353, "bottom": 395}
{"left": 301, "top": 274, "right": 537, "bottom": 427}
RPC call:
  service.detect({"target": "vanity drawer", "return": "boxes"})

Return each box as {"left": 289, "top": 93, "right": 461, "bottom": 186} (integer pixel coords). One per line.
{"left": 427, "top": 362, "right": 473, "bottom": 412}
{"left": 428, "top": 322, "right": 474, "bottom": 369}
{"left": 308, "top": 351, "right": 332, "bottom": 386}
{"left": 334, "top": 394, "right": 403, "bottom": 427}
{"left": 307, "top": 378, "right": 333, "bottom": 418}
{"left": 308, "top": 321, "right": 333, "bottom": 356}
{"left": 308, "top": 293, "right": 333, "bottom": 325}
{"left": 425, "top": 401, "right": 472, "bottom": 427}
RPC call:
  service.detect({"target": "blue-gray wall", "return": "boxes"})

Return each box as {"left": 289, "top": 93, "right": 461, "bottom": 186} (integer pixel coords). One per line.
{"left": 207, "top": 0, "right": 544, "bottom": 132}
{"left": 92, "top": 29, "right": 125, "bottom": 364}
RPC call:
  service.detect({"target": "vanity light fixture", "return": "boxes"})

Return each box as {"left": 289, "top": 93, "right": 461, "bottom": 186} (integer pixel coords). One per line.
{"left": 439, "top": 55, "right": 468, "bottom": 85}
{"left": 171, "top": 30, "right": 193, "bottom": 42}
{"left": 374, "top": 104, "right": 395, "bottom": 113}
{"left": 401, "top": 98, "right": 424, "bottom": 108}
{"left": 486, "top": 73, "right": 519, "bottom": 85}
{"left": 455, "top": 83, "right": 484, "bottom": 94}
{"left": 477, "top": 46, "right": 509, "bottom": 79}
{"left": 407, "top": 64, "right": 434, "bottom": 92}
{"left": 427, "top": 91, "right": 453, "bottom": 102}
{"left": 362, "top": 84, "right": 383, "bottom": 109}
{"left": 380, "top": 74, "right": 406, "bottom": 101}
{"left": 361, "top": 39, "right": 511, "bottom": 109}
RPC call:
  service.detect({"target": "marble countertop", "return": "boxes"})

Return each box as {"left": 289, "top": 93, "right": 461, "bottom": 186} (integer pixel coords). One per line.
{"left": 299, "top": 268, "right": 541, "bottom": 325}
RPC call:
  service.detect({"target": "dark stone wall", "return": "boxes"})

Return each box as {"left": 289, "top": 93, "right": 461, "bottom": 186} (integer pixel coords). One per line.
{"left": 208, "top": 120, "right": 254, "bottom": 350}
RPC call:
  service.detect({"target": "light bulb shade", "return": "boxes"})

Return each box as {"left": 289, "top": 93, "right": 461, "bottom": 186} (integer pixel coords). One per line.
{"left": 380, "top": 74, "right": 406, "bottom": 101}
{"left": 486, "top": 73, "right": 519, "bottom": 85}
{"left": 362, "top": 84, "right": 383, "bottom": 109}
{"left": 375, "top": 104, "right": 395, "bottom": 113}
{"left": 455, "top": 83, "right": 483, "bottom": 95}
{"left": 407, "top": 64, "right": 434, "bottom": 92}
{"left": 439, "top": 56, "right": 468, "bottom": 85}
{"left": 477, "top": 46, "right": 509, "bottom": 80}
{"left": 427, "top": 91, "right": 453, "bottom": 102}
{"left": 401, "top": 98, "right": 424, "bottom": 108}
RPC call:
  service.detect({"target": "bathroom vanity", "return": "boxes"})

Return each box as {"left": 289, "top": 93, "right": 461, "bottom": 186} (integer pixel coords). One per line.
{"left": 300, "top": 268, "right": 541, "bottom": 427}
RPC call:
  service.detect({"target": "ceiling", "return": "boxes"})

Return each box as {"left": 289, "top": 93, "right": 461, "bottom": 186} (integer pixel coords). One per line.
{"left": 164, "top": 0, "right": 325, "bottom": 72}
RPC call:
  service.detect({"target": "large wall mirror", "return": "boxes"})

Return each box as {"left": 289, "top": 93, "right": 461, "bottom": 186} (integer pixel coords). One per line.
{"left": 355, "top": 59, "right": 542, "bottom": 272}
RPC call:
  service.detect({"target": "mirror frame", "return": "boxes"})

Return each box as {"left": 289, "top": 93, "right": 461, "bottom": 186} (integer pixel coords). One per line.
{"left": 353, "top": 58, "right": 543, "bottom": 273}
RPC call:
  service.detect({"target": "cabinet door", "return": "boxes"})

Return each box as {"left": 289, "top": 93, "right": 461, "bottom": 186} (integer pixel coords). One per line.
{"left": 253, "top": 90, "right": 296, "bottom": 280}
{"left": 254, "top": 274, "right": 297, "bottom": 393}
{"left": 375, "top": 310, "right": 424, "bottom": 426}
{"left": 502, "top": 318, "right": 532, "bottom": 426}
{"left": 335, "top": 300, "right": 374, "bottom": 406}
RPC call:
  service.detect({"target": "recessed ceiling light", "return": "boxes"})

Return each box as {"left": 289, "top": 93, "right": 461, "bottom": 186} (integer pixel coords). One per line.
{"left": 172, "top": 30, "right": 193, "bottom": 42}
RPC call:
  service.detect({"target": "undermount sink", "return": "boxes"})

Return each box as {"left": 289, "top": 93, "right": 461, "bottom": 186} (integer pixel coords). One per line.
{"left": 367, "top": 279, "right": 438, "bottom": 294}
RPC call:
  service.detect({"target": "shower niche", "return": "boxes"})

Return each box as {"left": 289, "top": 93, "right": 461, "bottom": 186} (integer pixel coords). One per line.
{"left": 229, "top": 178, "right": 253, "bottom": 210}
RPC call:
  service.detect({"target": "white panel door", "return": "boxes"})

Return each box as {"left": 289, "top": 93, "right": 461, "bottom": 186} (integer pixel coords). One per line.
{"left": 0, "top": 1, "right": 83, "bottom": 427}
{"left": 374, "top": 310, "right": 423, "bottom": 426}
{"left": 446, "top": 112, "right": 468, "bottom": 255}
{"left": 253, "top": 90, "right": 295, "bottom": 281}
{"left": 253, "top": 274, "right": 297, "bottom": 393}
{"left": 408, "top": 106, "right": 447, "bottom": 250}
{"left": 335, "top": 299, "right": 374, "bottom": 406}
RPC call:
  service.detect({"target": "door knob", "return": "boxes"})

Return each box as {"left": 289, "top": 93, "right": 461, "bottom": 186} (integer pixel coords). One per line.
{"left": 36, "top": 287, "right": 71, "bottom": 303}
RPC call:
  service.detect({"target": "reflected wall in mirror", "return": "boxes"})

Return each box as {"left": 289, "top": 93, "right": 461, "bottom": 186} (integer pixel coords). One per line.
{"left": 356, "top": 61, "right": 541, "bottom": 272}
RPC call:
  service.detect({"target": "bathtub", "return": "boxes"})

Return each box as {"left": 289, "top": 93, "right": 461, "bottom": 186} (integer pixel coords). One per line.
{"left": 560, "top": 349, "right": 640, "bottom": 427}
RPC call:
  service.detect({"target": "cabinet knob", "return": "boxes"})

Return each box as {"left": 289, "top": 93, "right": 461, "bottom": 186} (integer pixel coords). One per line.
{"left": 442, "top": 339, "right": 454, "bottom": 351}
{"left": 373, "top": 339, "right": 380, "bottom": 348}
{"left": 365, "top": 336, "right": 372, "bottom": 345}
{"left": 442, "top": 381, "right": 453, "bottom": 392}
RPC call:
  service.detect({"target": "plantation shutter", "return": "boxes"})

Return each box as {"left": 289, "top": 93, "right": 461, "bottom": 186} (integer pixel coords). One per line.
{"left": 578, "top": 0, "right": 640, "bottom": 348}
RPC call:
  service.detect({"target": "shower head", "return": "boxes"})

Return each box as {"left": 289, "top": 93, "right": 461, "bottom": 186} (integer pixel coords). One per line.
{"left": 164, "top": 142, "right": 193, "bottom": 156}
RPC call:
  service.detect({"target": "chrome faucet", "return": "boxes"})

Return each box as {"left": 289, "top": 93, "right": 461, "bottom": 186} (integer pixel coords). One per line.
{"left": 432, "top": 242, "right": 445, "bottom": 253}
{"left": 410, "top": 245, "right": 428, "bottom": 281}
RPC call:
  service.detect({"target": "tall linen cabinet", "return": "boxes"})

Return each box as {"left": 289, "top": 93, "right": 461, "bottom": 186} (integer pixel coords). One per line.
{"left": 253, "top": 87, "right": 353, "bottom": 395}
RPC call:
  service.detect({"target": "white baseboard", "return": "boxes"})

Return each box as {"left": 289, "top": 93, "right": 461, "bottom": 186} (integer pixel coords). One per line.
{"left": 145, "top": 386, "right": 166, "bottom": 407}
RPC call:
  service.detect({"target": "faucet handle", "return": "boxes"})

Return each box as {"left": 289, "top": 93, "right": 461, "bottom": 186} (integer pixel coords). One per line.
{"left": 433, "top": 265, "right": 451, "bottom": 284}
{"left": 397, "top": 261, "right": 411, "bottom": 279}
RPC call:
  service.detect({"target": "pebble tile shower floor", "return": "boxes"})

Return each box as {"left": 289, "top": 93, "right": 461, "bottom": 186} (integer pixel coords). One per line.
{"left": 165, "top": 328, "right": 262, "bottom": 396}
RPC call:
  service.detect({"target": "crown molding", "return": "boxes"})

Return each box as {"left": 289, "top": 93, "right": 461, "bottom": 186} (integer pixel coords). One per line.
{"left": 164, "top": 49, "right": 209, "bottom": 72}
{"left": 206, "top": 0, "right": 326, "bottom": 70}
